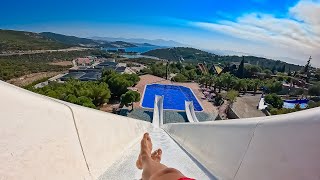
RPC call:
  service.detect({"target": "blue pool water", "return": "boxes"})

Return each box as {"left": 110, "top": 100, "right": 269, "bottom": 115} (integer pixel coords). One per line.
{"left": 283, "top": 99, "right": 309, "bottom": 109}
{"left": 142, "top": 84, "right": 203, "bottom": 111}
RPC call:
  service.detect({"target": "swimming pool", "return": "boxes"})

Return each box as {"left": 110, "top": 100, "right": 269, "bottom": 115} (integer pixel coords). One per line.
{"left": 283, "top": 99, "right": 309, "bottom": 109}
{"left": 141, "top": 84, "right": 203, "bottom": 111}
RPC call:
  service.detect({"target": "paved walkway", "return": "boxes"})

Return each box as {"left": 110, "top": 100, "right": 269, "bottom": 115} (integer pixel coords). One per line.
{"left": 120, "top": 108, "right": 216, "bottom": 123}
{"left": 99, "top": 128, "right": 215, "bottom": 180}
{"left": 232, "top": 95, "right": 266, "bottom": 118}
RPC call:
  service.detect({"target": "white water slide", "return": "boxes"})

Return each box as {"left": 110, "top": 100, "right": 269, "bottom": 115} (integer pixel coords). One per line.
{"left": 185, "top": 101, "right": 199, "bottom": 122}
{"left": 1, "top": 80, "right": 320, "bottom": 180}
{"left": 152, "top": 95, "right": 164, "bottom": 128}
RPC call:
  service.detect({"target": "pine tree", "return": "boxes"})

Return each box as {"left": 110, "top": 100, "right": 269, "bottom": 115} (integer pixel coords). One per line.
{"left": 303, "top": 56, "right": 311, "bottom": 74}
{"left": 281, "top": 64, "right": 286, "bottom": 73}
{"left": 288, "top": 68, "right": 291, "bottom": 76}
{"left": 236, "top": 57, "right": 245, "bottom": 78}
{"left": 271, "top": 65, "right": 277, "bottom": 74}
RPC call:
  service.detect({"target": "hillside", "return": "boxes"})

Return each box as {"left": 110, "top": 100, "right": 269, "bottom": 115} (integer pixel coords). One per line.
{"left": 40, "top": 32, "right": 137, "bottom": 48}
{"left": 0, "top": 29, "right": 69, "bottom": 52}
{"left": 143, "top": 47, "right": 303, "bottom": 71}
{"left": 40, "top": 32, "right": 136, "bottom": 48}
{"left": 40, "top": 32, "right": 97, "bottom": 46}
{"left": 0, "top": 30, "right": 138, "bottom": 53}
{"left": 143, "top": 47, "right": 215, "bottom": 62}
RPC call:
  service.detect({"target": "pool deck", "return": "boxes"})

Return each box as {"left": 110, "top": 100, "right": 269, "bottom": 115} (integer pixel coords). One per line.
{"left": 232, "top": 95, "right": 266, "bottom": 119}
{"left": 134, "top": 75, "right": 218, "bottom": 114}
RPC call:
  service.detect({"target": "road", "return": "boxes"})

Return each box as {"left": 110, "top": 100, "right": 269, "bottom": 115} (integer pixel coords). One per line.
{"left": 0, "top": 47, "right": 93, "bottom": 56}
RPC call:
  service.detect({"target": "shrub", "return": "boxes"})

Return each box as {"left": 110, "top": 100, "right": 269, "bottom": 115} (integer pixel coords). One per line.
{"left": 226, "top": 90, "right": 239, "bottom": 104}
{"left": 172, "top": 73, "right": 188, "bottom": 82}
{"left": 265, "top": 93, "right": 283, "bottom": 109}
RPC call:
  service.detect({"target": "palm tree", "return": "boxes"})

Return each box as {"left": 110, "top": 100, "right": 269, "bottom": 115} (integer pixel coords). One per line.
{"left": 252, "top": 79, "right": 262, "bottom": 95}
{"left": 208, "top": 74, "right": 215, "bottom": 88}
{"left": 234, "top": 79, "right": 247, "bottom": 94}
{"left": 216, "top": 76, "right": 223, "bottom": 93}
{"left": 213, "top": 76, "right": 218, "bottom": 92}
{"left": 221, "top": 73, "right": 234, "bottom": 91}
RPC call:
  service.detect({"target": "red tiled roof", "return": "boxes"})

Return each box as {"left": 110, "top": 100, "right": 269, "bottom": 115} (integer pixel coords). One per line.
{"left": 76, "top": 58, "right": 91, "bottom": 64}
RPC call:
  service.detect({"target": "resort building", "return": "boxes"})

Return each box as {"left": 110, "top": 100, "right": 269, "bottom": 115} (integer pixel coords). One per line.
{"left": 75, "top": 57, "right": 92, "bottom": 66}
{"left": 209, "top": 65, "right": 223, "bottom": 75}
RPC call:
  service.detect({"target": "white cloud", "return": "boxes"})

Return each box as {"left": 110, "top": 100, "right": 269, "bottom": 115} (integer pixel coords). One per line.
{"left": 191, "top": 0, "right": 320, "bottom": 66}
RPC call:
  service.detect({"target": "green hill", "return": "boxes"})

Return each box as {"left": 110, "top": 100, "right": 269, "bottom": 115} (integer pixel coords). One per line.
{"left": 0, "top": 30, "right": 137, "bottom": 53}
{"left": 0, "top": 29, "right": 69, "bottom": 52}
{"left": 40, "top": 32, "right": 137, "bottom": 48}
{"left": 143, "top": 47, "right": 303, "bottom": 71}
{"left": 40, "top": 32, "right": 97, "bottom": 46}
{"left": 142, "top": 47, "right": 215, "bottom": 62}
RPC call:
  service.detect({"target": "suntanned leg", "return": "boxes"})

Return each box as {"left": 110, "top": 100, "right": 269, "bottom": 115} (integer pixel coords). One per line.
{"left": 136, "top": 133, "right": 186, "bottom": 180}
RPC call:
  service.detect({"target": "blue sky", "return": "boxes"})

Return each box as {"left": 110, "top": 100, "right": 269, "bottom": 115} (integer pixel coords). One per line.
{"left": 1, "top": 0, "right": 319, "bottom": 66}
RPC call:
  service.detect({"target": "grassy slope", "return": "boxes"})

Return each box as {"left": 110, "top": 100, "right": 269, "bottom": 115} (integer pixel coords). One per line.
{"left": 0, "top": 29, "right": 69, "bottom": 51}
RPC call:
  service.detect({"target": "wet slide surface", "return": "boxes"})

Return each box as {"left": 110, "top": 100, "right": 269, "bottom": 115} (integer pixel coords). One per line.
{"left": 99, "top": 128, "right": 214, "bottom": 180}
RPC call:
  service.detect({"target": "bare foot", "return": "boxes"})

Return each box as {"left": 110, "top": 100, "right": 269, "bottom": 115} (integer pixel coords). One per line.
{"left": 136, "top": 133, "right": 152, "bottom": 169}
{"left": 151, "top": 149, "right": 162, "bottom": 163}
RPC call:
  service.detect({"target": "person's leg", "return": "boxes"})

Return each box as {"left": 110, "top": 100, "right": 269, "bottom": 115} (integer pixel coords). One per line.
{"left": 136, "top": 133, "right": 186, "bottom": 180}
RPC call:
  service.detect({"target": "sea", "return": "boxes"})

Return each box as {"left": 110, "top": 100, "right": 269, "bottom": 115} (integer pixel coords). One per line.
{"left": 103, "top": 45, "right": 163, "bottom": 54}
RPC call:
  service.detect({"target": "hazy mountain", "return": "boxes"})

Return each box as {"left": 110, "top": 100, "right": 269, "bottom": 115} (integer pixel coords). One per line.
{"left": 90, "top": 36, "right": 186, "bottom": 47}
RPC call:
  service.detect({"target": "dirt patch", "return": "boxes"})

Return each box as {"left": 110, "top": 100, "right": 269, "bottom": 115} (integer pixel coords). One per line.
{"left": 49, "top": 61, "right": 73, "bottom": 66}
{"left": 7, "top": 72, "right": 64, "bottom": 87}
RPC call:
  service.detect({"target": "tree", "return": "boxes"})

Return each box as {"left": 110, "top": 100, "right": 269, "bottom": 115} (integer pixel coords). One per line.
{"left": 245, "top": 65, "right": 262, "bottom": 78}
{"left": 265, "top": 80, "right": 283, "bottom": 94}
{"left": 226, "top": 90, "right": 239, "bottom": 104}
{"left": 32, "top": 80, "right": 111, "bottom": 109}
{"left": 265, "top": 93, "right": 283, "bottom": 109}
{"left": 212, "top": 76, "right": 218, "bottom": 92}
{"left": 120, "top": 90, "right": 141, "bottom": 110}
{"left": 221, "top": 72, "right": 235, "bottom": 91}
{"left": 185, "top": 69, "right": 197, "bottom": 80}
{"left": 198, "top": 76, "right": 206, "bottom": 85}
{"left": 122, "top": 74, "right": 140, "bottom": 85}
{"left": 263, "top": 69, "right": 272, "bottom": 77}
{"left": 214, "top": 94, "right": 224, "bottom": 106}
{"left": 215, "top": 76, "right": 223, "bottom": 93}
{"left": 281, "top": 64, "right": 286, "bottom": 73}
{"left": 236, "top": 57, "right": 245, "bottom": 78}
{"left": 87, "top": 82, "right": 111, "bottom": 106}
{"left": 308, "top": 84, "right": 320, "bottom": 96}
{"left": 102, "top": 69, "right": 117, "bottom": 82}
{"left": 172, "top": 73, "right": 187, "bottom": 82}
{"left": 288, "top": 68, "right": 291, "bottom": 76}
{"left": 107, "top": 74, "right": 133, "bottom": 97}
{"left": 303, "top": 56, "right": 311, "bottom": 74}
{"left": 234, "top": 78, "right": 247, "bottom": 94}
{"left": 252, "top": 79, "right": 261, "bottom": 95}
{"left": 271, "top": 65, "right": 277, "bottom": 74}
